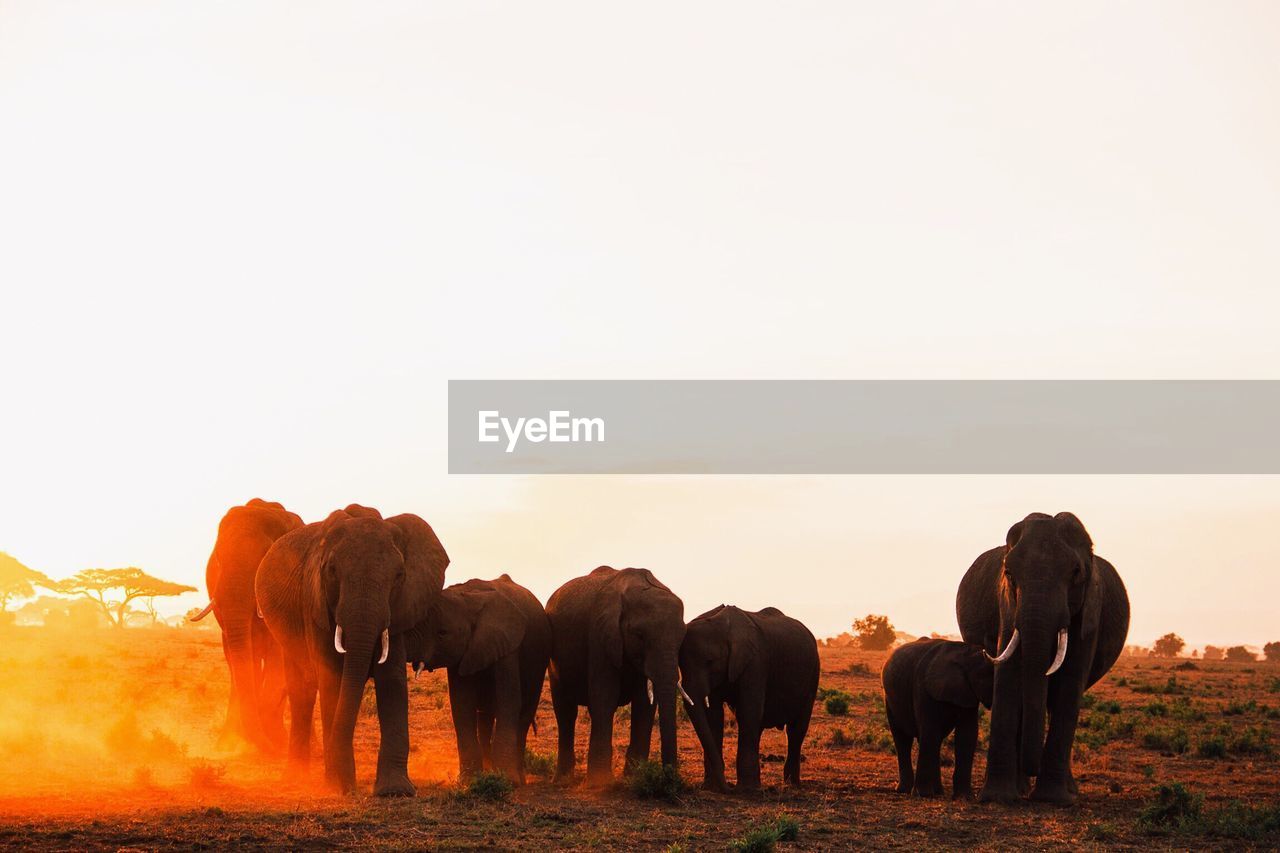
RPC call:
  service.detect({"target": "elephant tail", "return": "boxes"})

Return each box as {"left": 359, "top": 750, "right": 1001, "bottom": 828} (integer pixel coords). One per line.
{"left": 188, "top": 601, "right": 215, "bottom": 622}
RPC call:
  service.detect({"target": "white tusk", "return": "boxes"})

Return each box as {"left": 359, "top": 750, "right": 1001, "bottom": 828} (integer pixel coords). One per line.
{"left": 379, "top": 629, "right": 390, "bottom": 665}
{"left": 413, "top": 662, "right": 423, "bottom": 680}
{"left": 1045, "top": 628, "right": 1069, "bottom": 676}
{"left": 646, "top": 679, "right": 654, "bottom": 705}
{"left": 334, "top": 625, "right": 346, "bottom": 654}
{"left": 256, "top": 603, "right": 264, "bottom": 619}
{"left": 187, "top": 602, "right": 214, "bottom": 622}
{"left": 985, "top": 629, "right": 1020, "bottom": 664}
{"left": 679, "top": 683, "right": 694, "bottom": 706}
{"left": 704, "top": 696, "right": 711, "bottom": 709}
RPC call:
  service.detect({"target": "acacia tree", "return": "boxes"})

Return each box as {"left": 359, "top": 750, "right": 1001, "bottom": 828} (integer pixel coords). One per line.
{"left": 1264, "top": 642, "right": 1280, "bottom": 663}
{"left": 1152, "top": 633, "right": 1186, "bottom": 658}
{"left": 1203, "top": 645, "right": 1224, "bottom": 661}
{"left": 52, "top": 568, "right": 196, "bottom": 629}
{"left": 0, "top": 552, "right": 53, "bottom": 614}
{"left": 853, "top": 614, "right": 896, "bottom": 651}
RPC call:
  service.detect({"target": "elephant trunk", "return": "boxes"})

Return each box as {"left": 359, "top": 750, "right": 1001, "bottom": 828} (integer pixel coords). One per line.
{"left": 1016, "top": 604, "right": 1061, "bottom": 778}
{"left": 329, "top": 622, "right": 378, "bottom": 794}
{"left": 648, "top": 652, "right": 680, "bottom": 768}
{"left": 685, "top": 697, "right": 724, "bottom": 787}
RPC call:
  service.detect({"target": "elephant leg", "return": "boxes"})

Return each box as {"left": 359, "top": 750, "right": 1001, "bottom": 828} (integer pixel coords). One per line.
{"left": 586, "top": 669, "right": 620, "bottom": 785}
{"left": 477, "top": 709, "right": 496, "bottom": 771}
{"left": 371, "top": 635, "right": 414, "bottom": 797}
{"left": 284, "top": 657, "right": 315, "bottom": 774}
{"left": 219, "top": 631, "right": 242, "bottom": 748}
{"left": 624, "top": 687, "right": 656, "bottom": 773}
{"left": 449, "top": 673, "right": 484, "bottom": 780}
{"left": 488, "top": 657, "right": 523, "bottom": 781}
{"left": 259, "top": 632, "right": 288, "bottom": 749}
{"left": 889, "top": 721, "right": 915, "bottom": 794}
{"left": 951, "top": 706, "right": 978, "bottom": 799}
{"left": 784, "top": 708, "right": 810, "bottom": 786}
{"left": 979, "top": 655, "right": 1023, "bottom": 803}
{"left": 1031, "top": 676, "right": 1083, "bottom": 805}
{"left": 551, "top": 690, "right": 578, "bottom": 783}
{"left": 913, "top": 715, "right": 946, "bottom": 797}
{"left": 316, "top": 658, "right": 341, "bottom": 789}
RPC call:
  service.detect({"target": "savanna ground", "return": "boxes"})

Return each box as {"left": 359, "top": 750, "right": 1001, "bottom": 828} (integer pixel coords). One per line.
{"left": 1, "top": 627, "right": 1278, "bottom": 850}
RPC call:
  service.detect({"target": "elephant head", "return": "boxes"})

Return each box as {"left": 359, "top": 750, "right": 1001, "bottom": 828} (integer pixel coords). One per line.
{"left": 595, "top": 568, "right": 685, "bottom": 766}
{"left": 405, "top": 577, "right": 525, "bottom": 676}
{"left": 925, "top": 643, "right": 994, "bottom": 710}
{"left": 308, "top": 504, "right": 449, "bottom": 786}
{"left": 678, "top": 605, "right": 757, "bottom": 784}
{"left": 991, "top": 511, "right": 1093, "bottom": 776}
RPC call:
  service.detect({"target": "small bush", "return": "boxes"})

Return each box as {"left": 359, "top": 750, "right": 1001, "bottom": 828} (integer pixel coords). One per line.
{"left": 628, "top": 761, "right": 685, "bottom": 802}
{"left": 845, "top": 662, "right": 873, "bottom": 677}
{"left": 188, "top": 760, "right": 227, "bottom": 789}
{"left": 524, "top": 749, "right": 555, "bottom": 778}
{"left": 1139, "top": 782, "right": 1202, "bottom": 833}
{"left": 465, "top": 771, "right": 515, "bottom": 802}
{"left": 1094, "top": 699, "right": 1122, "bottom": 714}
{"left": 1141, "top": 725, "right": 1189, "bottom": 754}
{"left": 828, "top": 727, "right": 853, "bottom": 748}
{"left": 730, "top": 815, "right": 800, "bottom": 852}
{"left": 1222, "top": 699, "right": 1257, "bottom": 716}
{"left": 1230, "top": 726, "right": 1272, "bottom": 755}
{"left": 824, "top": 694, "right": 850, "bottom": 716}
{"left": 1145, "top": 701, "right": 1168, "bottom": 717}
{"left": 1173, "top": 661, "right": 1199, "bottom": 671}
{"left": 1196, "top": 736, "right": 1228, "bottom": 759}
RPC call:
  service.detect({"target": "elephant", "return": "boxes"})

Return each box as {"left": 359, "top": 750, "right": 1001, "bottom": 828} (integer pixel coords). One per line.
{"left": 956, "top": 511, "right": 1129, "bottom": 805}
{"left": 882, "top": 637, "right": 993, "bottom": 798}
{"left": 191, "top": 498, "right": 303, "bottom": 751}
{"left": 546, "top": 566, "right": 685, "bottom": 784}
{"left": 256, "top": 504, "right": 448, "bottom": 796}
{"left": 403, "top": 574, "right": 551, "bottom": 784}
{"left": 678, "top": 605, "right": 818, "bottom": 792}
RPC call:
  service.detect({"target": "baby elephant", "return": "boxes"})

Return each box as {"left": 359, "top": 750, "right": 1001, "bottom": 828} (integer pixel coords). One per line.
{"left": 882, "top": 638, "right": 993, "bottom": 798}
{"left": 679, "top": 605, "right": 819, "bottom": 792}
{"left": 404, "top": 574, "right": 551, "bottom": 784}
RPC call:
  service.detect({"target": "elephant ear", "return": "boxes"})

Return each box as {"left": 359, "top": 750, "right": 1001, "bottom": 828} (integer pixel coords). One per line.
{"left": 727, "top": 608, "right": 762, "bottom": 682}
{"left": 924, "top": 647, "right": 978, "bottom": 709}
{"left": 1054, "top": 512, "right": 1095, "bottom": 580}
{"left": 591, "top": 580, "right": 625, "bottom": 669}
{"left": 459, "top": 589, "right": 526, "bottom": 676}
{"left": 385, "top": 513, "right": 450, "bottom": 631}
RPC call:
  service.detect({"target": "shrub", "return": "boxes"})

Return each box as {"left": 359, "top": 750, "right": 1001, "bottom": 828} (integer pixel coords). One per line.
{"left": 1094, "top": 699, "right": 1122, "bottom": 714}
{"left": 1141, "top": 725, "right": 1189, "bottom": 754}
{"left": 1230, "top": 726, "right": 1272, "bottom": 755}
{"left": 730, "top": 816, "right": 800, "bottom": 852}
{"left": 1223, "top": 699, "right": 1257, "bottom": 716}
{"left": 1145, "top": 701, "right": 1168, "bottom": 717}
{"left": 845, "top": 662, "right": 873, "bottom": 676}
{"left": 465, "top": 771, "right": 515, "bottom": 801}
{"left": 828, "top": 727, "right": 853, "bottom": 748}
{"left": 1173, "top": 661, "right": 1199, "bottom": 671}
{"left": 1139, "top": 782, "right": 1202, "bottom": 833}
{"left": 628, "top": 761, "right": 685, "bottom": 802}
{"left": 1196, "top": 736, "right": 1228, "bottom": 759}
{"left": 523, "top": 749, "right": 555, "bottom": 778}
{"left": 1225, "top": 646, "right": 1256, "bottom": 663}
{"left": 824, "top": 694, "right": 850, "bottom": 716}
{"left": 188, "top": 760, "right": 227, "bottom": 789}
{"left": 1153, "top": 633, "right": 1185, "bottom": 658}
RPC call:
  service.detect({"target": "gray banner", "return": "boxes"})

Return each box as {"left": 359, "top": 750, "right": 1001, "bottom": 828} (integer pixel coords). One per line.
{"left": 447, "top": 381, "right": 1280, "bottom": 474}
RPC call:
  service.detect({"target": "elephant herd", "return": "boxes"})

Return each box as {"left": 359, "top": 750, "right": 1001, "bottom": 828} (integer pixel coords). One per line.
{"left": 194, "top": 500, "right": 1129, "bottom": 807}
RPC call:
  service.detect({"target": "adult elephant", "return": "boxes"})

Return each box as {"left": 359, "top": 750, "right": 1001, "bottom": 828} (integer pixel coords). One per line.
{"left": 403, "top": 574, "right": 551, "bottom": 783}
{"left": 546, "top": 566, "right": 686, "bottom": 784}
{"left": 678, "top": 605, "right": 819, "bottom": 792}
{"left": 257, "top": 504, "right": 448, "bottom": 796}
{"left": 956, "top": 512, "right": 1129, "bottom": 805}
{"left": 192, "top": 498, "right": 303, "bottom": 750}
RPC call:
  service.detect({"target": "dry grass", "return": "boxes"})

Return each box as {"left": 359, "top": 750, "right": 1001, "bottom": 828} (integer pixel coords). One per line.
{"left": 0, "top": 626, "right": 1278, "bottom": 849}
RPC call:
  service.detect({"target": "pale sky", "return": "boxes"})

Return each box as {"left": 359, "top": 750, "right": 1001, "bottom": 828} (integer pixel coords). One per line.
{"left": 2, "top": 2, "right": 1278, "bottom": 648}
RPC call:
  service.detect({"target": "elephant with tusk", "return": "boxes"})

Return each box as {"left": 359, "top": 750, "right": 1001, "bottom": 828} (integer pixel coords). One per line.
{"left": 956, "top": 512, "right": 1129, "bottom": 805}
{"left": 256, "top": 504, "right": 448, "bottom": 797}
{"left": 546, "top": 566, "right": 686, "bottom": 785}
{"left": 678, "top": 605, "right": 819, "bottom": 792}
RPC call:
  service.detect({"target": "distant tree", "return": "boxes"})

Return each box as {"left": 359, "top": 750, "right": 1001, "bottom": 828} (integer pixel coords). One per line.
{"left": 1264, "top": 642, "right": 1280, "bottom": 663}
{"left": 0, "top": 552, "right": 53, "bottom": 613}
{"left": 1191, "top": 649, "right": 1199, "bottom": 659}
{"left": 853, "top": 614, "right": 896, "bottom": 651}
{"left": 52, "top": 568, "right": 196, "bottom": 629}
{"left": 1152, "top": 633, "right": 1186, "bottom": 658}
{"left": 1203, "top": 645, "right": 1223, "bottom": 661}
{"left": 1224, "top": 645, "right": 1256, "bottom": 663}
{"left": 17, "top": 596, "right": 107, "bottom": 629}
